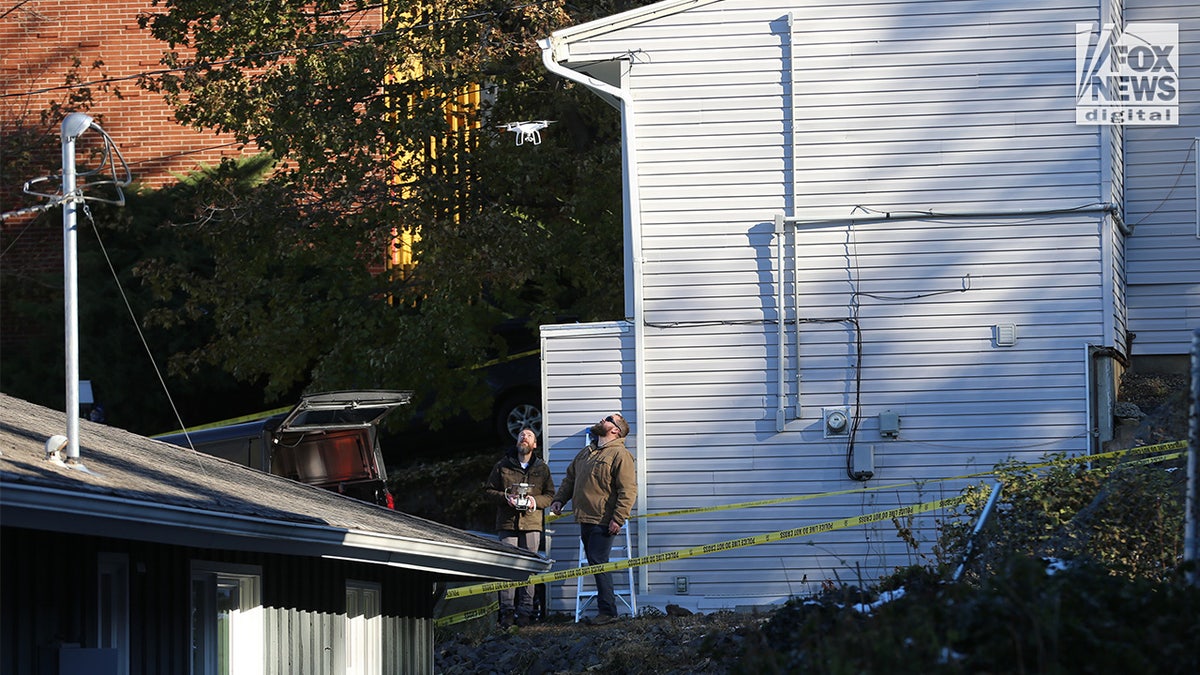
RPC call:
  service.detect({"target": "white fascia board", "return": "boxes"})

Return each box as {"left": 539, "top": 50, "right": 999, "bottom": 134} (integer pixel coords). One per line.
{"left": 1, "top": 483, "right": 549, "bottom": 580}
{"left": 540, "top": 320, "right": 632, "bottom": 339}
{"left": 550, "top": 0, "right": 724, "bottom": 47}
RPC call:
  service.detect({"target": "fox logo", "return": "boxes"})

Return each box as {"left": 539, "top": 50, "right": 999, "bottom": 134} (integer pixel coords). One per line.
{"left": 1076, "top": 22, "right": 1178, "bottom": 125}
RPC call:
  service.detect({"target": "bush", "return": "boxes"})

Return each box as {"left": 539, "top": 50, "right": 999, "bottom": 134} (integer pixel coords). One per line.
{"left": 739, "top": 555, "right": 1200, "bottom": 674}
{"left": 940, "top": 454, "right": 1186, "bottom": 582}
{"left": 735, "top": 452, "right": 1196, "bottom": 674}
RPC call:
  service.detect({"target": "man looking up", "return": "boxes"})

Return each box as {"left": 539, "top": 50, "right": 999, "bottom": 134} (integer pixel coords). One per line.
{"left": 550, "top": 413, "right": 636, "bottom": 625}
{"left": 485, "top": 427, "right": 555, "bottom": 627}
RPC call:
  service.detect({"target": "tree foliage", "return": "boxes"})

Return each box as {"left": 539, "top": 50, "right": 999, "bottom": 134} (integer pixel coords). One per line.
{"left": 128, "top": 0, "right": 650, "bottom": 425}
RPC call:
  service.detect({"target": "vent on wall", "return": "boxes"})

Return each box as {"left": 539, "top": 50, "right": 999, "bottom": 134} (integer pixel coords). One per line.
{"left": 995, "top": 323, "right": 1018, "bottom": 347}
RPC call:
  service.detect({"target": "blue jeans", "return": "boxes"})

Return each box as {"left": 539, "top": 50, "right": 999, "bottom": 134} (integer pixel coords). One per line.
{"left": 580, "top": 523, "right": 617, "bottom": 616}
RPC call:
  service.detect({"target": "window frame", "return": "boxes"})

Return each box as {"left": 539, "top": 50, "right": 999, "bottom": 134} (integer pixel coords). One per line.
{"left": 190, "top": 561, "right": 263, "bottom": 675}
{"left": 97, "top": 552, "right": 130, "bottom": 675}
{"left": 343, "top": 580, "right": 382, "bottom": 675}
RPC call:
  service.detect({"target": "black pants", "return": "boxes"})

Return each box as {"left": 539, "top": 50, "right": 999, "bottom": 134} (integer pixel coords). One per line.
{"left": 580, "top": 523, "right": 616, "bottom": 616}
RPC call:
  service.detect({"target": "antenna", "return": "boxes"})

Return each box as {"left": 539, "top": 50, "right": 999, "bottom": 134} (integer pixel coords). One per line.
{"left": 27, "top": 113, "right": 132, "bottom": 470}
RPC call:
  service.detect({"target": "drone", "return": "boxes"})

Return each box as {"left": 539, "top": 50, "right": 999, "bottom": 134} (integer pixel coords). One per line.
{"left": 500, "top": 120, "right": 555, "bottom": 146}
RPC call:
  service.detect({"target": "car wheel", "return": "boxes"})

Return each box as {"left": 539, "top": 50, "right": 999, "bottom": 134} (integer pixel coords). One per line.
{"left": 496, "top": 394, "right": 542, "bottom": 442}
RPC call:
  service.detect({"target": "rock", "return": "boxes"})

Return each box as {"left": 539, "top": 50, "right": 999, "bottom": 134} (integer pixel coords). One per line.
{"left": 665, "top": 603, "right": 693, "bottom": 617}
{"left": 1113, "top": 401, "right": 1144, "bottom": 420}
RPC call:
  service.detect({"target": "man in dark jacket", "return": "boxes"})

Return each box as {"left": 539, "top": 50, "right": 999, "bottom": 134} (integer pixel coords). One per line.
{"left": 484, "top": 427, "right": 555, "bottom": 627}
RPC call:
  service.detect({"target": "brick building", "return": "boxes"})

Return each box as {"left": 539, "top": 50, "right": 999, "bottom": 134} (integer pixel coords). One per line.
{"left": 1, "top": 1, "right": 387, "bottom": 349}
{"left": 1, "top": 1, "right": 266, "bottom": 188}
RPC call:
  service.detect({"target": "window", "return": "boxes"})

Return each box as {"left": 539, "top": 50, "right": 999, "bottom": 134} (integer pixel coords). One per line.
{"left": 344, "top": 581, "right": 381, "bottom": 675}
{"left": 97, "top": 553, "right": 129, "bottom": 675}
{"left": 190, "top": 562, "right": 262, "bottom": 675}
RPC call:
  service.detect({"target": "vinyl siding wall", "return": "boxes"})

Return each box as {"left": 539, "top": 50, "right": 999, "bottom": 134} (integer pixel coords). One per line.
{"left": 1124, "top": 2, "right": 1200, "bottom": 356}
{"left": 543, "top": 0, "right": 1123, "bottom": 610}
{"left": 541, "top": 322, "right": 637, "bottom": 613}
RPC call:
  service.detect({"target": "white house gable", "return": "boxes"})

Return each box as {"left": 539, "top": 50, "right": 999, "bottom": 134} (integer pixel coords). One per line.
{"left": 539, "top": 0, "right": 1188, "bottom": 613}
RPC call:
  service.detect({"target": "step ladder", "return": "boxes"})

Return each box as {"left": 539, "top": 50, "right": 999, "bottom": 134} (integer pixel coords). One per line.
{"left": 574, "top": 527, "right": 636, "bottom": 622}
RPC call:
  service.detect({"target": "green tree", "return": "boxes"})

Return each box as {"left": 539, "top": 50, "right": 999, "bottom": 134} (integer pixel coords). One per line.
{"left": 132, "top": 0, "right": 646, "bottom": 426}
{"left": 2, "top": 159, "right": 298, "bottom": 435}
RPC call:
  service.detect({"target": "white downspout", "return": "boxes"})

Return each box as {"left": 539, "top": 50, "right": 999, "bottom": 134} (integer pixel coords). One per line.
{"left": 540, "top": 40, "right": 650, "bottom": 594}
{"left": 1085, "top": 343, "right": 1096, "bottom": 456}
{"left": 774, "top": 214, "right": 786, "bottom": 432}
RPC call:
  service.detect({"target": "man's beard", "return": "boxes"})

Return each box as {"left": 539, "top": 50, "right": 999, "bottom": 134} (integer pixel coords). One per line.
{"left": 589, "top": 422, "right": 605, "bottom": 437}
{"left": 517, "top": 440, "right": 536, "bottom": 455}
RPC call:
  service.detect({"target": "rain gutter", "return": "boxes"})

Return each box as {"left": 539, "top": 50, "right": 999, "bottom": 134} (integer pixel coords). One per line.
{"left": 1, "top": 482, "right": 549, "bottom": 580}
{"left": 540, "top": 38, "right": 649, "bottom": 594}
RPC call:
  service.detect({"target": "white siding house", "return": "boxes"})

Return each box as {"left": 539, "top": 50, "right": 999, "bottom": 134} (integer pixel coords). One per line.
{"left": 1125, "top": 0, "right": 1200, "bottom": 359}
{"left": 537, "top": 0, "right": 1198, "bottom": 615}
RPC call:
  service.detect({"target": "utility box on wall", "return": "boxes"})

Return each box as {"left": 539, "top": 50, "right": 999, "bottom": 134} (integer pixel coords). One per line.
{"left": 879, "top": 411, "right": 900, "bottom": 438}
{"left": 852, "top": 444, "right": 874, "bottom": 481}
{"left": 57, "top": 647, "right": 118, "bottom": 675}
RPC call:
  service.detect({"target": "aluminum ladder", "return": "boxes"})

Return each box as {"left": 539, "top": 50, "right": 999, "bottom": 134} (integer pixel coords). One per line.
{"left": 574, "top": 526, "right": 636, "bottom": 622}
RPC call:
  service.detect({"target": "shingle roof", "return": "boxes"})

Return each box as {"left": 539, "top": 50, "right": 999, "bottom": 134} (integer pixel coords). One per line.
{"left": 0, "top": 393, "right": 548, "bottom": 580}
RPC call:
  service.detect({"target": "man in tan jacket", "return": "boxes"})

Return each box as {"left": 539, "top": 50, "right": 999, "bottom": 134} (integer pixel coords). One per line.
{"left": 550, "top": 413, "right": 636, "bottom": 625}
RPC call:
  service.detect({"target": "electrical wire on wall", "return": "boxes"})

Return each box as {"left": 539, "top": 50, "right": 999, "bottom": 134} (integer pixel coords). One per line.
{"left": 841, "top": 276, "right": 976, "bottom": 482}
{"left": 837, "top": 214, "right": 976, "bottom": 481}
{"left": 843, "top": 221, "right": 867, "bottom": 481}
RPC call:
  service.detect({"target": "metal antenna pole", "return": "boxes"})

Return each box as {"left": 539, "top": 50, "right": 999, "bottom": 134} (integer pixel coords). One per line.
{"left": 60, "top": 112, "right": 94, "bottom": 463}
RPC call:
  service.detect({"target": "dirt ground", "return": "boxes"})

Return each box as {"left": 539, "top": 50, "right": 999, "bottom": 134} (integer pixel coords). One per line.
{"left": 435, "top": 609, "right": 760, "bottom": 675}
{"left": 1114, "top": 369, "right": 1191, "bottom": 446}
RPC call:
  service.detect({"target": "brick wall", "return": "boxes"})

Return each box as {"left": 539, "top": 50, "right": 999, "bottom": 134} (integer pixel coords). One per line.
{"left": 1, "top": 1, "right": 380, "bottom": 349}
{"left": 1, "top": 0, "right": 265, "bottom": 196}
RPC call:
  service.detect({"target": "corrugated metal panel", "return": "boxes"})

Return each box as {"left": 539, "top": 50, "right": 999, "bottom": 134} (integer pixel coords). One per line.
{"left": 1, "top": 528, "right": 438, "bottom": 675}
{"left": 1125, "top": 1, "right": 1200, "bottom": 355}
{"left": 384, "top": 616, "right": 434, "bottom": 674}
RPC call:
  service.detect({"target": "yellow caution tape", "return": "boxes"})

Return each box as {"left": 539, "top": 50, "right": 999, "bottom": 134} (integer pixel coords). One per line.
{"left": 546, "top": 439, "right": 1187, "bottom": 524}
{"left": 435, "top": 600, "right": 500, "bottom": 627}
{"left": 1119, "top": 451, "right": 1185, "bottom": 467}
{"left": 490, "top": 440, "right": 1187, "bottom": 602}
{"left": 151, "top": 405, "right": 292, "bottom": 437}
{"left": 446, "top": 494, "right": 967, "bottom": 599}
